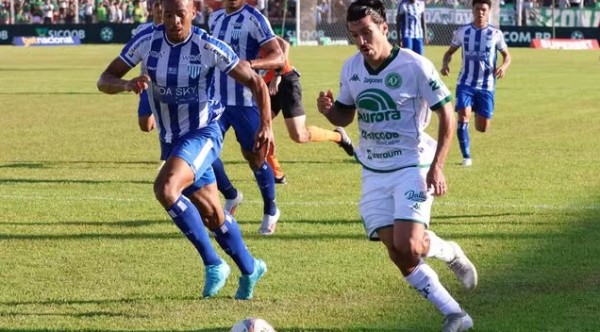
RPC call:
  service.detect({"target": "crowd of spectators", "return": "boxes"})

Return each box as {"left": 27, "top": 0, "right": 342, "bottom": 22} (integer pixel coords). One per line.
{"left": 0, "top": 0, "right": 151, "bottom": 24}
{"left": 0, "top": 0, "right": 598, "bottom": 25}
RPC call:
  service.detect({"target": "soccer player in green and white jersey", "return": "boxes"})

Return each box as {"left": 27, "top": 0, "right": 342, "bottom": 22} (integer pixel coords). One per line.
{"left": 317, "top": 1, "right": 477, "bottom": 331}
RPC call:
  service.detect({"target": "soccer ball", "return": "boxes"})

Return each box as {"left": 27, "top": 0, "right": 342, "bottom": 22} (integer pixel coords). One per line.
{"left": 230, "top": 317, "right": 276, "bottom": 332}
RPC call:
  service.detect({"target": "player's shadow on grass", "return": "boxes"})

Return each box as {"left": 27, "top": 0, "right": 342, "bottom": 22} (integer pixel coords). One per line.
{"left": 455, "top": 194, "right": 600, "bottom": 330}
{"left": 0, "top": 219, "right": 166, "bottom": 227}
{"left": 0, "top": 161, "right": 161, "bottom": 169}
{"left": 0, "top": 311, "right": 146, "bottom": 319}
{"left": 0, "top": 178, "right": 152, "bottom": 185}
{"left": 236, "top": 218, "right": 361, "bottom": 226}
{"left": 0, "top": 232, "right": 182, "bottom": 241}
{"left": 222, "top": 159, "right": 356, "bottom": 166}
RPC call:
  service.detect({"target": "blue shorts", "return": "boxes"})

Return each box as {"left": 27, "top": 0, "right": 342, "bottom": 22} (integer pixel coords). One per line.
{"left": 218, "top": 105, "right": 260, "bottom": 152}
{"left": 402, "top": 37, "right": 424, "bottom": 55}
{"left": 161, "top": 122, "right": 223, "bottom": 194}
{"left": 138, "top": 90, "right": 152, "bottom": 117}
{"left": 455, "top": 85, "right": 495, "bottom": 119}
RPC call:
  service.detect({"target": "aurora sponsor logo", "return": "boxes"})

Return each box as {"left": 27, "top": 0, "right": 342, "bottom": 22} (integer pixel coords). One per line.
{"left": 357, "top": 111, "right": 401, "bottom": 123}
{"left": 356, "top": 89, "right": 401, "bottom": 123}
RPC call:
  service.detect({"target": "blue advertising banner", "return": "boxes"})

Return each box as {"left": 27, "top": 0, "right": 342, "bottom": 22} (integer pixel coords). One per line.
{"left": 12, "top": 36, "right": 81, "bottom": 47}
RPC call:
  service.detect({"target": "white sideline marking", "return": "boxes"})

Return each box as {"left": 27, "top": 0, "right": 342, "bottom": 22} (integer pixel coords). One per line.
{"left": 0, "top": 195, "right": 599, "bottom": 210}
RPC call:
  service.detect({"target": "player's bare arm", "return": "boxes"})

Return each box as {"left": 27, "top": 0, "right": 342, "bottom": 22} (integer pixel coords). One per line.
{"left": 495, "top": 48, "right": 511, "bottom": 79}
{"left": 317, "top": 90, "right": 356, "bottom": 127}
{"left": 228, "top": 60, "right": 274, "bottom": 153}
{"left": 138, "top": 114, "right": 156, "bottom": 132}
{"left": 427, "top": 102, "right": 455, "bottom": 197}
{"left": 441, "top": 45, "right": 459, "bottom": 76}
{"left": 276, "top": 36, "right": 290, "bottom": 62}
{"left": 267, "top": 36, "right": 290, "bottom": 96}
{"left": 249, "top": 38, "right": 284, "bottom": 71}
{"left": 97, "top": 57, "right": 149, "bottom": 94}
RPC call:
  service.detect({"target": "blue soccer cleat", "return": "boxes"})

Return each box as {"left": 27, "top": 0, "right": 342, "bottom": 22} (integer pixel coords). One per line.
{"left": 202, "top": 261, "right": 230, "bottom": 298}
{"left": 234, "top": 259, "right": 267, "bottom": 300}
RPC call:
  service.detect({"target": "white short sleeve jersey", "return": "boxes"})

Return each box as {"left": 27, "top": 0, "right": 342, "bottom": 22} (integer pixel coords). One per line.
{"left": 451, "top": 24, "right": 507, "bottom": 91}
{"left": 120, "top": 25, "right": 239, "bottom": 143}
{"left": 337, "top": 47, "right": 452, "bottom": 172}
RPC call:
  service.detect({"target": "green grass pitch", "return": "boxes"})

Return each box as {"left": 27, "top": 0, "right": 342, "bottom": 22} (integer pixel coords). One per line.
{"left": 0, "top": 44, "right": 599, "bottom": 331}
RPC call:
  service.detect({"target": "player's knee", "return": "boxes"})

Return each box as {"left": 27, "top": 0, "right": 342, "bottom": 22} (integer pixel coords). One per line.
{"left": 153, "top": 178, "right": 180, "bottom": 207}
{"left": 475, "top": 122, "right": 489, "bottom": 132}
{"left": 202, "top": 211, "right": 222, "bottom": 230}
{"left": 242, "top": 150, "right": 264, "bottom": 170}
{"left": 394, "top": 238, "right": 424, "bottom": 262}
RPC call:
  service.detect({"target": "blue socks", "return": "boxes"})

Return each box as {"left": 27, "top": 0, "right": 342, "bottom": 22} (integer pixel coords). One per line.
{"left": 254, "top": 162, "right": 277, "bottom": 216}
{"left": 212, "top": 213, "right": 255, "bottom": 275}
{"left": 168, "top": 196, "right": 222, "bottom": 266}
{"left": 212, "top": 158, "right": 238, "bottom": 200}
{"left": 457, "top": 121, "right": 471, "bottom": 159}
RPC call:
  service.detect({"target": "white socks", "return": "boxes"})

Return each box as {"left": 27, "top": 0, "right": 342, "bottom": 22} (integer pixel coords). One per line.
{"left": 425, "top": 230, "right": 456, "bottom": 263}
{"left": 405, "top": 261, "right": 462, "bottom": 316}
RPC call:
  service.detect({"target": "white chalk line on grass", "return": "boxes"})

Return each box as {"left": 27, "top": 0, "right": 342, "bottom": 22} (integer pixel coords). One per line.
{"left": 0, "top": 195, "right": 599, "bottom": 211}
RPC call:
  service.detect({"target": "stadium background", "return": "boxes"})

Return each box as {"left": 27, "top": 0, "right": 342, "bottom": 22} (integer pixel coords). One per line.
{"left": 0, "top": 0, "right": 599, "bottom": 46}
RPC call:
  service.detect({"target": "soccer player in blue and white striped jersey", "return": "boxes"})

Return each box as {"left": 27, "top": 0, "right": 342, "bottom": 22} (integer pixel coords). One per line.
{"left": 396, "top": 0, "right": 427, "bottom": 55}
{"left": 209, "top": 0, "right": 285, "bottom": 235}
{"left": 97, "top": 0, "right": 273, "bottom": 300}
{"left": 441, "top": 0, "right": 511, "bottom": 166}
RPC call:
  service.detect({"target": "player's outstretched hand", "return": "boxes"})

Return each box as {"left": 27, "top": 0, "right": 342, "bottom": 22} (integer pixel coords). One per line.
{"left": 126, "top": 74, "right": 150, "bottom": 94}
{"left": 317, "top": 90, "right": 334, "bottom": 116}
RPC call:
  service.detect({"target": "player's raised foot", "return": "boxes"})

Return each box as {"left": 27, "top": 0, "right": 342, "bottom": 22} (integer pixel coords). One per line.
{"left": 202, "top": 261, "right": 230, "bottom": 298}
{"left": 224, "top": 191, "right": 244, "bottom": 216}
{"left": 334, "top": 127, "right": 355, "bottom": 156}
{"left": 462, "top": 158, "right": 472, "bottom": 167}
{"left": 442, "top": 310, "right": 473, "bottom": 332}
{"left": 235, "top": 259, "right": 267, "bottom": 300}
{"left": 274, "top": 175, "right": 287, "bottom": 185}
{"left": 258, "top": 208, "right": 280, "bottom": 235}
{"left": 448, "top": 242, "right": 478, "bottom": 290}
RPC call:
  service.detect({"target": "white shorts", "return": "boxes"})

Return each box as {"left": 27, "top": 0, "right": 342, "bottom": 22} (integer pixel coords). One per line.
{"left": 359, "top": 166, "right": 433, "bottom": 240}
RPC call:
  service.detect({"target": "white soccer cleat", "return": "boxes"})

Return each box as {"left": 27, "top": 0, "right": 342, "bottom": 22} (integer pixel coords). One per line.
{"left": 442, "top": 310, "right": 473, "bottom": 332}
{"left": 462, "top": 158, "right": 472, "bottom": 167}
{"left": 258, "top": 208, "right": 280, "bottom": 235}
{"left": 448, "top": 242, "right": 478, "bottom": 290}
{"left": 224, "top": 191, "right": 243, "bottom": 216}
